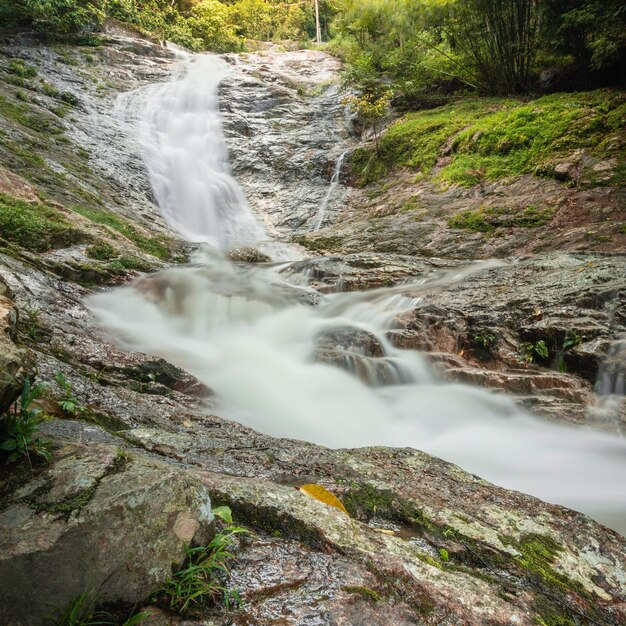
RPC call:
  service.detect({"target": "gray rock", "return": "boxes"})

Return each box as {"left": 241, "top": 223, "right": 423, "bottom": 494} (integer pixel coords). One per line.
{"left": 0, "top": 441, "right": 214, "bottom": 625}
{"left": 0, "top": 277, "right": 29, "bottom": 412}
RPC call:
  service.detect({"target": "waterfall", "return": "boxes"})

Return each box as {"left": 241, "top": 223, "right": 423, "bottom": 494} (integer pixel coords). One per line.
{"left": 92, "top": 52, "right": 626, "bottom": 536}
{"left": 119, "top": 53, "right": 265, "bottom": 249}
{"left": 313, "top": 150, "right": 348, "bottom": 231}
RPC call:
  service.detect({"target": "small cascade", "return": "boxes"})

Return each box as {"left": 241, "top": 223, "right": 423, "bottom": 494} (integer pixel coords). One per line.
{"left": 313, "top": 150, "right": 348, "bottom": 231}
{"left": 588, "top": 337, "right": 626, "bottom": 432}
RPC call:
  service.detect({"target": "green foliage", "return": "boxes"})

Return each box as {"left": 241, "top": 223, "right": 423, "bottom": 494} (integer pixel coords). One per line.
{"left": 520, "top": 340, "right": 549, "bottom": 364}
{"left": 343, "top": 89, "right": 392, "bottom": 151}
{"left": 544, "top": 0, "right": 626, "bottom": 77}
{"left": 562, "top": 330, "right": 582, "bottom": 351}
{"left": 186, "top": 0, "right": 241, "bottom": 52}
{"left": 0, "top": 193, "right": 80, "bottom": 252}
{"left": 0, "top": 379, "right": 52, "bottom": 465}
{"left": 352, "top": 90, "right": 626, "bottom": 187}
{"left": 333, "top": 0, "right": 625, "bottom": 101}
{"left": 471, "top": 333, "right": 495, "bottom": 349}
{"left": 158, "top": 507, "right": 249, "bottom": 613}
{"left": 1, "top": 0, "right": 324, "bottom": 51}
{"left": 55, "top": 372, "right": 81, "bottom": 416}
{"left": 438, "top": 548, "right": 449, "bottom": 562}
{"left": 1, "top": 0, "right": 106, "bottom": 36}
{"left": 8, "top": 60, "right": 38, "bottom": 78}
{"left": 49, "top": 590, "right": 148, "bottom": 626}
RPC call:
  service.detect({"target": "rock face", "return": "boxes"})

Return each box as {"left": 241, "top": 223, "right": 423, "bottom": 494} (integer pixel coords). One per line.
{"left": 0, "top": 28, "right": 625, "bottom": 626}
{"left": 289, "top": 252, "right": 626, "bottom": 428}
{"left": 0, "top": 276, "right": 29, "bottom": 412}
{"left": 220, "top": 47, "right": 355, "bottom": 234}
{"left": 0, "top": 439, "right": 214, "bottom": 625}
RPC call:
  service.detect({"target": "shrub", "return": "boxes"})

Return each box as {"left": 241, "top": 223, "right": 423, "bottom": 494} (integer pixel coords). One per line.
{"left": 0, "top": 379, "right": 51, "bottom": 465}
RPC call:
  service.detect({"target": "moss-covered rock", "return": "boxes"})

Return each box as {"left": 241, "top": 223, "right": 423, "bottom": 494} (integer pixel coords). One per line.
{"left": 351, "top": 90, "right": 626, "bottom": 188}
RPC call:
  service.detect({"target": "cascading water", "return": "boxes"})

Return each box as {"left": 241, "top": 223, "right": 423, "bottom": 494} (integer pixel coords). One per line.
{"left": 118, "top": 53, "right": 264, "bottom": 248}
{"left": 313, "top": 150, "right": 348, "bottom": 231}
{"left": 93, "top": 52, "right": 626, "bottom": 536}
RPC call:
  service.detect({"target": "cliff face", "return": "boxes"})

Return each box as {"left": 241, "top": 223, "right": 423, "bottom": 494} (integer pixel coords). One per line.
{"left": 0, "top": 30, "right": 625, "bottom": 626}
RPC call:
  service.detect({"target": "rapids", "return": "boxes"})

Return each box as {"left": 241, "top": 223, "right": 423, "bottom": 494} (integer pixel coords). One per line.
{"left": 92, "top": 52, "right": 626, "bottom": 535}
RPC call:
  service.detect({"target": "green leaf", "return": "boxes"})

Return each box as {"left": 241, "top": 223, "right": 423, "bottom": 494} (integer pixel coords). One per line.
{"left": 212, "top": 505, "right": 233, "bottom": 524}
{"left": 0, "top": 439, "right": 17, "bottom": 451}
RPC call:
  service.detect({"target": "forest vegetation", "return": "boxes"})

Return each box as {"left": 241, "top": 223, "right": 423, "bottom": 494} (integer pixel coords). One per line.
{"left": 1, "top": 0, "right": 624, "bottom": 99}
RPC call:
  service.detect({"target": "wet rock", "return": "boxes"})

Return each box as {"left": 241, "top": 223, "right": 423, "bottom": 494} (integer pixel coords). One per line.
{"left": 0, "top": 440, "right": 214, "bottom": 625}
{"left": 0, "top": 276, "right": 29, "bottom": 412}
{"left": 228, "top": 247, "right": 272, "bottom": 263}
{"left": 284, "top": 253, "right": 457, "bottom": 293}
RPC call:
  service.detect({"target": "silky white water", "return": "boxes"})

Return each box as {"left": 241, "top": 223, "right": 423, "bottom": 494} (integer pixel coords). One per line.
{"left": 119, "top": 53, "right": 264, "bottom": 248}
{"left": 314, "top": 149, "right": 348, "bottom": 231}
{"left": 95, "top": 53, "right": 626, "bottom": 536}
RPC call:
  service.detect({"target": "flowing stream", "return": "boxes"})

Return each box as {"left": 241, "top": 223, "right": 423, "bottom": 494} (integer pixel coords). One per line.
{"left": 92, "top": 53, "right": 626, "bottom": 535}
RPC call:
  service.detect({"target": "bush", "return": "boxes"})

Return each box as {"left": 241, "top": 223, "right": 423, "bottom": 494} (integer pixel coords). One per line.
{"left": 0, "top": 379, "right": 51, "bottom": 465}
{"left": 0, "top": 0, "right": 106, "bottom": 36}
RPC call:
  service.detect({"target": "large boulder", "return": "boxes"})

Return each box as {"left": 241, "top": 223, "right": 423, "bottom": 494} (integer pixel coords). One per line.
{"left": 0, "top": 439, "right": 214, "bottom": 625}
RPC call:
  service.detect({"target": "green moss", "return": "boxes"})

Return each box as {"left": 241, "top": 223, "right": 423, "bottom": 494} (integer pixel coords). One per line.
{"left": 70, "top": 205, "right": 172, "bottom": 259}
{"left": 31, "top": 451, "right": 129, "bottom": 520}
{"left": 292, "top": 235, "right": 343, "bottom": 252}
{"left": 400, "top": 196, "right": 425, "bottom": 212}
{"left": 343, "top": 483, "right": 395, "bottom": 520}
{"left": 509, "top": 534, "right": 583, "bottom": 595}
{"left": 448, "top": 204, "right": 555, "bottom": 232}
{"left": 8, "top": 59, "right": 37, "bottom": 78}
{"left": 416, "top": 553, "right": 444, "bottom": 570}
{"left": 0, "top": 94, "right": 64, "bottom": 135}
{"left": 107, "top": 256, "right": 153, "bottom": 272}
{"left": 0, "top": 193, "right": 85, "bottom": 251}
{"left": 341, "top": 586, "right": 381, "bottom": 603}
{"left": 353, "top": 90, "right": 626, "bottom": 187}
{"left": 33, "top": 482, "right": 98, "bottom": 519}
{"left": 86, "top": 241, "right": 116, "bottom": 260}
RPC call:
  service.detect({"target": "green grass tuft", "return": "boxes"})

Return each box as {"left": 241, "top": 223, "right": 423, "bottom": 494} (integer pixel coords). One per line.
{"left": 0, "top": 193, "right": 84, "bottom": 251}
{"left": 71, "top": 205, "right": 172, "bottom": 259}
{"left": 448, "top": 204, "right": 555, "bottom": 232}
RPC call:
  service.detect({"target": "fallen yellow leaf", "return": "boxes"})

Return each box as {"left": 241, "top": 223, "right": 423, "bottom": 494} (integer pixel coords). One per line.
{"left": 299, "top": 484, "right": 349, "bottom": 516}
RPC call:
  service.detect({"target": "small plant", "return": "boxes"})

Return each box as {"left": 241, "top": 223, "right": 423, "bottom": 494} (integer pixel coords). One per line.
{"left": 8, "top": 59, "right": 37, "bottom": 78}
{"left": 562, "top": 330, "right": 582, "bottom": 351}
{"left": 0, "top": 379, "right": 51, "bottom": 465}
{"left": 438, "top": 548, "right": 449, "bottom": 562}
{"left": 472, "top": 332, "right": 495, "bottom": 349}
{"left": 158, "top": 507, "right": 249, "bottom": 614}
{"left": 55, "top": 373, "right": 80, "bottom": 416}
{"left": 49, "top": 590, "right": 148, "bottom": 626}
{"left": 520, "top": 340, "right": 549, "bottom": 363}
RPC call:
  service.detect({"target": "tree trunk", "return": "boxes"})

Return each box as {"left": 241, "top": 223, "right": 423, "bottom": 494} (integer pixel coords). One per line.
{"left": 315, "top": 0, "right": 322, "bottom": 44}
